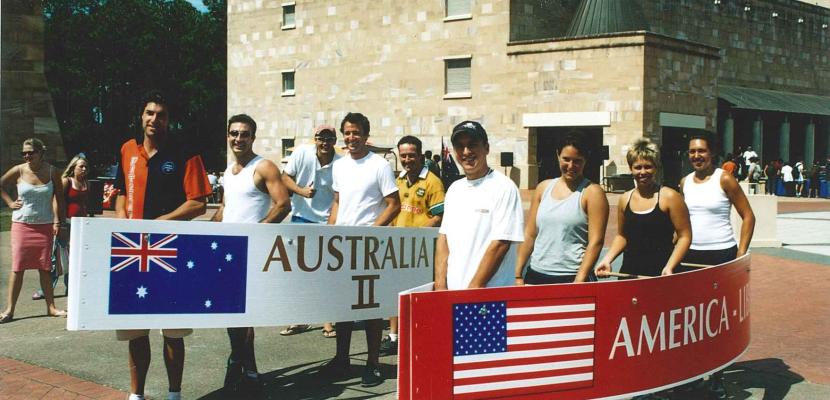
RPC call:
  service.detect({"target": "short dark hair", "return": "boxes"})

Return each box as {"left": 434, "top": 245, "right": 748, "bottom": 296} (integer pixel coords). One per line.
{"left": 557, "top": 131, "right": 591, "bottom": 159}
{"left": 424, "top": 150, "right": 433, "bottom": 157}
{"left": 688, "top": 131, "right": 717, "bottom": 152}
{"left": 227, "top": 114, "right": 257, "bottom": 136}
{"left": 340, "top": 112, "right": 370, "bottom": 136}
{"left": 397, "top": 135, "right": 422, "bottom": 154}
{"left": 141, "top": 90, "right": 169, "bottom": 113}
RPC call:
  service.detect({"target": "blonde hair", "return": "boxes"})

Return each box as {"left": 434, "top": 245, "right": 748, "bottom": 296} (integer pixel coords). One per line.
{"left": 23, "top": 138, "right": 46, "bottom": 153}
{"left": 63, "top": 154, "right": 88, "bottom": 179}
{"left": 626, "top": 139, "right": 661, "bottom": 170}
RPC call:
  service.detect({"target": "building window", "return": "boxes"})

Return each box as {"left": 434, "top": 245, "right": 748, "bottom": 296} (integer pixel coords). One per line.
{"left": 281, "top": 138, "right": 295, "bottom": 158}
{"left": 444, "top": 56, "right": 471, "bottom": 98}
{"left": 446, "top": 0, "right": 472, "bottom": 20}
{"left": 282, "top": 3, "right": 296, "bottom": 29}
{"left": 281, "top": 70, "right": 295, "bottom": 96}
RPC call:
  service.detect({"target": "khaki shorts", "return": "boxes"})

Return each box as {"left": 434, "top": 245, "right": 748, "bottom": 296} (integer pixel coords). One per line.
{"left": 115, "top": 329, "right": 193, "bottom": 341}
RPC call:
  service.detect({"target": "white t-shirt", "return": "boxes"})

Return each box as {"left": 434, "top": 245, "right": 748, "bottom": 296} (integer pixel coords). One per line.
{"left": 331, "top": 152, "right": 398, "bottom": 226}
{"left": 742, "top": 150, "right": 757, "bottom": 165}
{"left": 781, "top": 165, "right": 793, "bottom": 182}
{"left": 795, "top": 162, "right": 804, "bottom": 182}
{"left": 284, "top": 144, "right": 341, "bottom": 223}
{"left": 440, "top": 169, "right": 525, "bottom": 290}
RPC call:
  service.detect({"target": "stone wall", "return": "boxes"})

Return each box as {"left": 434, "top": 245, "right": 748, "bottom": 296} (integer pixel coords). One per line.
{"left": 1, "top": 0, "right": 65, "bottom": 173}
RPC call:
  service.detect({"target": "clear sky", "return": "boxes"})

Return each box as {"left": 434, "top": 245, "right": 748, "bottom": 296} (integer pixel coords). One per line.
{"left": 185, "top": 0, "right": 208, "bottom": 12}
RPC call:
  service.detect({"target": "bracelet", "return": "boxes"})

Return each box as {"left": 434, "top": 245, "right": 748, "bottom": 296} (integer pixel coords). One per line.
{"left": 515, "top": 276, "right": 523, "bottom": 279}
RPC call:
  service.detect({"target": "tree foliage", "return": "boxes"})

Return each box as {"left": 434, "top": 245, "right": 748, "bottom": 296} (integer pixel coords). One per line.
{"left": 43, "top": 0, "right": 227, "bottom": 171}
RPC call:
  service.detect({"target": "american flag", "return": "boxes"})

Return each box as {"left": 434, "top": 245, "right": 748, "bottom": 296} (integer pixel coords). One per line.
{"left": 452, "top": 298, "right": 596, "bottom": 399}
{"left": 109, "top": 232, "right": 248, "bottom": 315}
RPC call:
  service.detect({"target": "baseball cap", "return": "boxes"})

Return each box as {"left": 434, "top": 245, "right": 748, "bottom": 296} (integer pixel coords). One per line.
{"left": 451, "top": 120, "right": 488, "bottom": 146}
{"left": 314, "top": 124, "right": 337, "bottom": 137}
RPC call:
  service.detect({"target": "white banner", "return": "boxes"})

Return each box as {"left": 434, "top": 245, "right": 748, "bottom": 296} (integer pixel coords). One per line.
{"left": 67, "top": 217, "right": 435, "bottom": 330}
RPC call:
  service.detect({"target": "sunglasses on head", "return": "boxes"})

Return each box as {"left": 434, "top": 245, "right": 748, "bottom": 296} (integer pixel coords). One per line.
{"left": 228, "top": 130, "right": 253, "bottom": 139}
{"left": 315, "top": 136, "right": 336, "bottom": 143}
{"left": 20, "top": 151, "right": 37, "bottom": 156}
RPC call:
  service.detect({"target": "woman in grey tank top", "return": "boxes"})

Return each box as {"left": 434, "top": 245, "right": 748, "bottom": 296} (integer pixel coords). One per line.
{"left": 515, "top": 133, "right": 609, "bottom": 285}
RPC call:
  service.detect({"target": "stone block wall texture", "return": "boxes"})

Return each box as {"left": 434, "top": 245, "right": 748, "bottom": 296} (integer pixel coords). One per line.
{"left": 228, "top": 0, "right": 828, "bottom": 187}
{"left": 1, "top": 0, "right": 65, "bottom": 174}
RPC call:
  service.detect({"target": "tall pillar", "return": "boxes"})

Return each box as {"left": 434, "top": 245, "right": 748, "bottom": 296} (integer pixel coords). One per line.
{"left": 824, "top": 117, "right": 830, "bottom": 162}
{"left": 752, "top": 115, "right": 763, "bottom": 159}
{"left": 805, "top": 118, "right": 815, "bottom": 167}
{"left": 779, "top": 116, "right": 790, "bottom": 161}
{"left": 723, "top": 113, "right": 734, "bottom": 156}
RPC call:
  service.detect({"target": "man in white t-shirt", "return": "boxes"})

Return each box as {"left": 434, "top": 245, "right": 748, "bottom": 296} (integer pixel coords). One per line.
{"left": 279, "top": 125, "right": 341, "bottom": 338}
{"left": 435, "top": 120, "right": 524, "bottom": 291}
{"left": 742, "top": 146, "right": 757, "bottom": 168}
{"left": 319, "top": 112, "right": 400, "bottom": 387}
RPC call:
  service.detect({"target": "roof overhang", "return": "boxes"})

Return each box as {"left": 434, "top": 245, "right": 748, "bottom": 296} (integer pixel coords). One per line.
{"left": 719, "top": 85, "right": 830, "bottom": 117}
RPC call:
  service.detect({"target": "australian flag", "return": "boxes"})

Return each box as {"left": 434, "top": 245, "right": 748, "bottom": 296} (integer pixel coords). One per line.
{"left": 108, "top": 232, "right": 248, "bottom": 314}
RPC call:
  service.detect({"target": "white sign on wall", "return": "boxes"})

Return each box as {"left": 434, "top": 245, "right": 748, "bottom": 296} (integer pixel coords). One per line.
{"left": 67, "top": 218, "right": 435, "bottom": 330}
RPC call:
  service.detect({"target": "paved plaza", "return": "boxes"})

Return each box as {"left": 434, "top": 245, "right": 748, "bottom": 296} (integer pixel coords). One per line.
{"left": 1, "top": 197, "right": 829, "bottom": 399}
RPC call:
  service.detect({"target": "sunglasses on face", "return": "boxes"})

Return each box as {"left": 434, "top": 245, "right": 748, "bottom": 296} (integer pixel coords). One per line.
{"left": 21, "top": 151, "right": 37, "bottom": 156}
{"left": 315, "top": 137, "right": 336, "bottom": 143}
{"left": 228, "top": 130, "right": 253, "bottom": 139}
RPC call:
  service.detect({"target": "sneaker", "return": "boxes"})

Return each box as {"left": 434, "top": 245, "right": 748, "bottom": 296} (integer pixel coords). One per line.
{"left": 32, "top": 290, "right": 44, "bottom": 300}
{"left": 223, "top": 358, "right": 243, "bottom": 392}
{"left": 317, "top": 357, "right": 351, "bottom": 381}
{"left": 361, "top": 365, "right": 383, "bottom": 387}
{"left": 708, "top": 378, "right": 727, "bottom": 400}
{"left": 379, "top": 336, "right": 398, "bottom": 355}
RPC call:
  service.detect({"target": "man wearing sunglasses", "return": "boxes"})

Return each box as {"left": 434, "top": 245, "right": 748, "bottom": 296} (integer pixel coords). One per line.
{"left": 278, "top": 125, "right": 342, "bottom": 338}
{"left": 113, "top": 91, "right": 212, "bottom": 400}
{"left": 211, "top": 113, "right": 291, "bottom": 394}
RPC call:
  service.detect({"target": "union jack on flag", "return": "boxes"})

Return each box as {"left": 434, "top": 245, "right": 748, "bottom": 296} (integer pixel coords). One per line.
{"left": 111, "top": 232, "right": 178, "bottom": 273}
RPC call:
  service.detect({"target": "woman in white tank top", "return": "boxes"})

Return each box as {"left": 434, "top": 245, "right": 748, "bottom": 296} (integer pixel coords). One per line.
{"left": 680, "top": 133, "right": 755, "bottom": 399}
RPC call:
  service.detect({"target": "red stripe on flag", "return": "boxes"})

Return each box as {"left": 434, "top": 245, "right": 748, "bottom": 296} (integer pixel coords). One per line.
{"left": 453, "top": 352, "right": 591, "bottom": 371}
{"left": 507, "top": 298, "right": 595, "bottom": 308}
{"left": 453, "top": 379, "right": 594, "bottom": 400}
{"left": 508, "top": 324, "right": 595, "bottom": 337}
{"left": 507, "top": 338, "right": 594, "bottom": 352}
{"left": 506, "top": 310, "right": 595, "bottom": 322}
{"left": 453, "top": 365, "right": 594, "bottom": 386}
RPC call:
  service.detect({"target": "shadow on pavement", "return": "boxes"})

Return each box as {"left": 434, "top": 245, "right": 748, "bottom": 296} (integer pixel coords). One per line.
{"left": 723, "top": 358, "right": 804, "bottom": 400}
{"left": 198, "top": 356, "right": 397, "bottom": 400}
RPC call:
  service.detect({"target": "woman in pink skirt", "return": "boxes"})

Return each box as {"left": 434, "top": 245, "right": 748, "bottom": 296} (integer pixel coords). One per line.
{"left": 0, "top": 138, "right": 68, "bottom": 323}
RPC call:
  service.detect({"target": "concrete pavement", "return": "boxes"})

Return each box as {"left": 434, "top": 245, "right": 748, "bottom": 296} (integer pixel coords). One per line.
{"left": 1, "top": 198, "right": 829, "bottom": 399}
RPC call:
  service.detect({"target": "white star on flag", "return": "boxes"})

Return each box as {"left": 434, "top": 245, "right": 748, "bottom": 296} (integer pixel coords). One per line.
{"left": 136, "top": 286, "right": 148, "bottom": 298}
{"left": 205, "top": 299, "right": 212, "bottom": 308}
{"left": 186, "top": 260, "right": 195, "bottom": 269}
{"left": 225, "top": 253, "right": 233, "bottom": 262}
{"left": 210, "top": 241, "right": 218, "bottom": 250}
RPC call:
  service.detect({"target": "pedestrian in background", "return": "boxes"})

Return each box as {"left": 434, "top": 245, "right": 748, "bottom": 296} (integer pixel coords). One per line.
{"left": 0, "top": 138, "right": 68, "bottom": 323}
{"left": 781, "top": 161, "right": 794, "bottom": 196}
{"left": 514, "top": 132, "right": 608, "bottom": 285}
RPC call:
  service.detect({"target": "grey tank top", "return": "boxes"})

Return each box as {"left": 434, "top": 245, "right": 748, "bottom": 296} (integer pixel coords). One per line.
{"left": 13, "top": 170, "right": 55, "bottom": 225}
{"left": 528, "top": 177, "right": 590, "bottom": 276}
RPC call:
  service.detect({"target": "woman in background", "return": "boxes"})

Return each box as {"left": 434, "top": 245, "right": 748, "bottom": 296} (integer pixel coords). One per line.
{"left": 0, "top": 138, "right": 67, "bottom": 323}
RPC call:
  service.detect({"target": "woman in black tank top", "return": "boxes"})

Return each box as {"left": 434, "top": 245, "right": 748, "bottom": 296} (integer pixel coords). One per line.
{"left": 595, "top": 140, "right": 692, "bottom": 278}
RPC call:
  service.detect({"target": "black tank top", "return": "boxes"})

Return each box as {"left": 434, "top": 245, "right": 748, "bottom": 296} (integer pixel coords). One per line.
{"left": 620, "top": 188, "right": 676, "bottom": 277}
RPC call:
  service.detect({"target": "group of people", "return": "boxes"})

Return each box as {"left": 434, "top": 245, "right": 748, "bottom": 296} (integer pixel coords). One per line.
{"left": 722, "top": 146, "right": 829, "bottom": 198}
{"left": 1, "top": 91, "right": 757, "bottom": 400}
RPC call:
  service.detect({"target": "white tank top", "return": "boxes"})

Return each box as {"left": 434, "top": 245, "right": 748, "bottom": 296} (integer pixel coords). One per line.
{"left": 222, "top": 156, "right": 271, "bottom": 223}
{"left": 683, "top": 168, "right": 737, "bottom": 250}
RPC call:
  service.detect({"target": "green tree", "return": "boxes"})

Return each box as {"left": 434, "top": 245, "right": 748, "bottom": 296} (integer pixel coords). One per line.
{"left": 43, "top": 0, "right": 227, "bottom": 172}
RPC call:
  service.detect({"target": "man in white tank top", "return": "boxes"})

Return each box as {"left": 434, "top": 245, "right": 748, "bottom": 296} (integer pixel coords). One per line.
{"left": 210, "top": 114, "right": 291, "bottom": 394}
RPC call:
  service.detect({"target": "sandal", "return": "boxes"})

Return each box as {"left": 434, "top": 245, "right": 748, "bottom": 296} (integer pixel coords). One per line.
{"left": 279, "top": 324, "right": 310, "bottom": 336}
{"left": 48, "top": 310, "right": 67, "bottom": 318}
{"left": 322, "top": 328, "right": 337, "bottom": 338}
{"left": 0, "top": 313, "right": 13, "bottom": 324}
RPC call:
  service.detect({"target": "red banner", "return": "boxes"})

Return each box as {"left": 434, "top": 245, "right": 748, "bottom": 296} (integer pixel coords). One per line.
{"left": 398, "top": 255, "right": 751, "bottom": 399}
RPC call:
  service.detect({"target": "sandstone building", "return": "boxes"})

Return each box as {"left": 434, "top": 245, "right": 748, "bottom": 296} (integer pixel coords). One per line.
{"left": 228, "top": 0, "right": 830, "bottom": 189}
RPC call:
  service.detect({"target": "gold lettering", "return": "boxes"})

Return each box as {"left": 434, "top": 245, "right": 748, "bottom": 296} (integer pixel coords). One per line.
{"left": 351, "top": 274, "right": 381, "bottom": 309}
{"left": 327, "top": 236, "right": 344, "bottom": 271}
{"left": 297, "top": 236, "right": 322, "bottom": 272}
{"left": 262, "top": 235, "right": 291, "bottom": 272}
